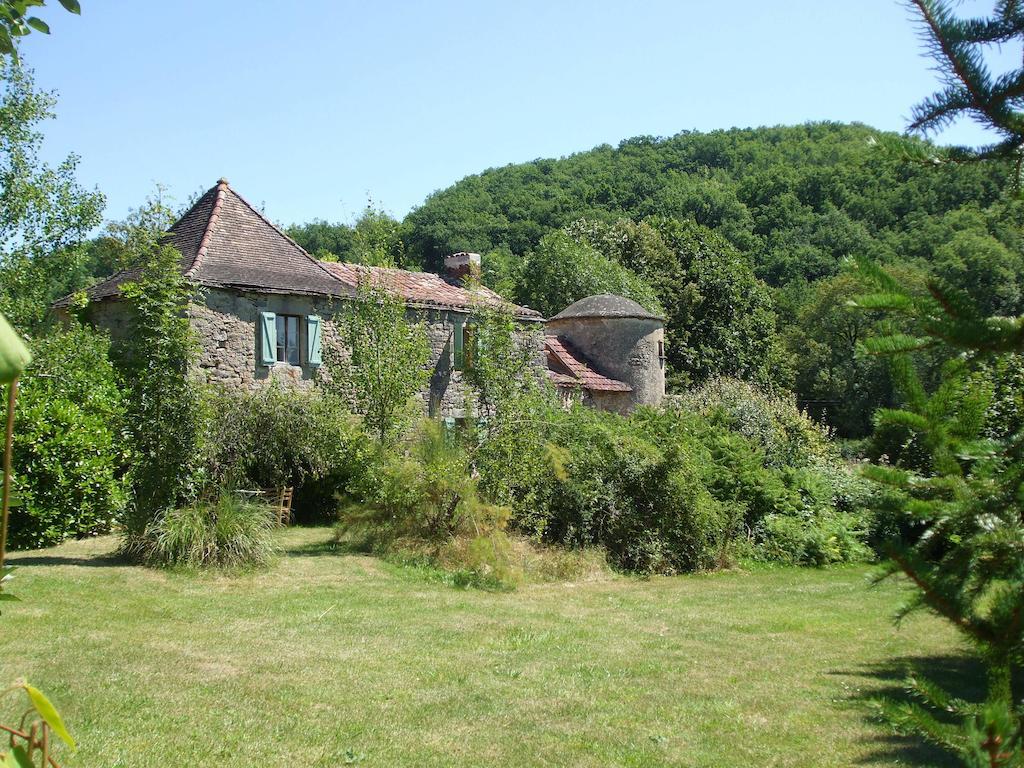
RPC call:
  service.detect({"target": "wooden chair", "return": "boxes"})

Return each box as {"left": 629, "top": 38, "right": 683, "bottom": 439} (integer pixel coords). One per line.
{"left": 253, "top": 489, "right": 294, "bottom": 528}
{"left": 238, "top": 486, "right": 294, "bottom": 525}
{"left": 262, "top": 486, "right": 294, "bottom": 526}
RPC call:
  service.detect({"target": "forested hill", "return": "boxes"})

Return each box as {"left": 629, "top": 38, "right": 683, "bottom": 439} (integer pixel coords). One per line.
{"left": 404, "top": 122, "right": 1012, "bottom": 283}
{"left": 289, "top": 122, "right": 1023, "bottom": 437}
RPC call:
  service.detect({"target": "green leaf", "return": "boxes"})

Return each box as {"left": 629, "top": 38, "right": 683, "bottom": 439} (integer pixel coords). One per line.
{"left": 0, "top": 30, "right": 16, "bottom": 55}
{"left": 874, "top": 408, "right": 930, "bottom": 432}
{"left": 8, "top": 746, "right": 33, "bottom": 768}
{"left": 0, "top": 593, "right": 20, "bottom": 601}
{"left": 23, "top": 683, "right": 76, "bottom": 749}
{"left": 25, "top": 17, "right": 48, "bottom": 34}
{"left": 861, "top": 334, "right": 933, "bottom": 356}
{"left": 0, "top": 312, "right": 31, "bottom": 383}
{"left": 58, "top": 0, "right": 81, "bottom": 13}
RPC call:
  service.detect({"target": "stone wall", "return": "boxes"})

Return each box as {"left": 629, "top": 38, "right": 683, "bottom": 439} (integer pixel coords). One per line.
{"left": 82, "top": 287, "right": 546, "bottom": 420}
{"left": 187, "top": 288, "right": 337, "bottom": 390}
{"left": 192, "top": 288, "right": 545, "bottom": 419}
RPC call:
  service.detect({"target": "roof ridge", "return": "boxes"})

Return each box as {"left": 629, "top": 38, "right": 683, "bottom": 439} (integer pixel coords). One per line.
{"left": 183, "top": 178, "right": 229, "bottom": 280}
{"left": 223, "top": 182, "right": 343, "bottom": 285}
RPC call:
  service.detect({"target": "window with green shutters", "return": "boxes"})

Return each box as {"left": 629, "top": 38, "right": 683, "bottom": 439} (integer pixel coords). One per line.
{"left": 260, "top": 311, "right": 318, "bottom": 367}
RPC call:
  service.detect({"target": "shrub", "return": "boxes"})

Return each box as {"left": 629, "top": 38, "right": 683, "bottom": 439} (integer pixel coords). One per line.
{"left": 466, "top": 304, "right": 560, "bottom": 538}
{"left": 10, "top": 324, "right": 128, "bottom": 548}
{"left": 118, "top": 243, "right": 205, "bottom": 533}
{"left": 534, "top": 408, "right": 740, "bottom": 574}
{"left": 337, "top": 420, "right": 518, "bottom": 588}
{"left": 323, "top": 278, "right": 431, "bottom": 442}
{"left": 676, "top": 377, "right": 834, "bottom": 469}
{"left": 755, "top": 509, "right": 871, "bottom": 566}
{"left": 202, "top": 385, "right": 363, "bottom": 521}
{"left": 124, "top": 491, "right": 277, "bottom": 569}
{"left": 671, "top": 380, "right": 874, "bottom": 564}
{"left": 483, "top": 392, "right": 871, "bottom": 573}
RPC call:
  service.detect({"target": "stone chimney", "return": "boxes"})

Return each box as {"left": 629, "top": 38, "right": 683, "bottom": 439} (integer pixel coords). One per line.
{"left": 444, "top": 252, "right": 481, "bottom": 283}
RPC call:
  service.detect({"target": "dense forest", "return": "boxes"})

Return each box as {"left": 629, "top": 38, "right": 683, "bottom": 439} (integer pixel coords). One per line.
{"left": 289, "top": 122, "right": 1022, "bottom": 437}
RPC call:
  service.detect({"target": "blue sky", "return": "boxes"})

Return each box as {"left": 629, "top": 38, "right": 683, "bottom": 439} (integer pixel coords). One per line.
{"left": 19, "top": 0, "right": 1022, "bottom": 229}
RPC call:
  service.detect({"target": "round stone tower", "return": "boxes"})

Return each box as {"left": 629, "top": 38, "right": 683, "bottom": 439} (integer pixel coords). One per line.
{"left": 547, "top": 294, "right": 665, "bottom": 409}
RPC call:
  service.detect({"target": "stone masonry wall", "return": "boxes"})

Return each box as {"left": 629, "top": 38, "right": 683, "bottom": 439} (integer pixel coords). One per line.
{"left": 191, "top": 288, "right": 545, "bottom": 419}
{"left": 83, "top": 288, "right": 545, "bottom": 419}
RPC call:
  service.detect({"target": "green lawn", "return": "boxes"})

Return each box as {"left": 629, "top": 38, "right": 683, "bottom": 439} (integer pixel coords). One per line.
{"left": 0, "top": 528, "right": 963, "bottom": 767}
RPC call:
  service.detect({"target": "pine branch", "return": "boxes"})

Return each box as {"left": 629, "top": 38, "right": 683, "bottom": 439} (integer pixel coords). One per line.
{"left": 891, "top": 551, "right": 998, "bottom": 646}
{"left": 871, "top": 696, "right": 968, "bottom": 753}
{"left": 908, "top": 0, "right": 995, "bottom": 131}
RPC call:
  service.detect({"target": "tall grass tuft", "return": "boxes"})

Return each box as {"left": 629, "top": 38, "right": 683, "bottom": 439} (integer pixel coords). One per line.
{"left": 124, "top": 492, "right": 277, "bottom": 569}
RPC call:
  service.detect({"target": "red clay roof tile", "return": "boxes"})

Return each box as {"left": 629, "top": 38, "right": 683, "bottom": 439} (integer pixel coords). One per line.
{"left": 545, "top": 335, "right": 632, "bottom": 392}
{"left": 320, "top": 261, "right": 541, "bottom": 320}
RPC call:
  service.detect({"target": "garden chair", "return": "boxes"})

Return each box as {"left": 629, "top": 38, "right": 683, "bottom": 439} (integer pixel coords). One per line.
{"left": 261, "top": 486, "right": 294, "bottom": 526}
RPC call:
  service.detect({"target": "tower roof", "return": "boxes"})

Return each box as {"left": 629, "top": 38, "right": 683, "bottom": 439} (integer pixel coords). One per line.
{"left": 549, "top": 294, "right": 663, "bottom": 322}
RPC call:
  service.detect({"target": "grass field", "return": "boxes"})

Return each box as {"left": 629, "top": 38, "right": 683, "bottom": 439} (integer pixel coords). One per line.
{"left": 0, "top": 528, "right": 965, "bottom": 767}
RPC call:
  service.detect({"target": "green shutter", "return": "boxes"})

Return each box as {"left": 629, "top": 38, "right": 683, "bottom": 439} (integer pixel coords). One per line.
{"left": 307, "top": 315, "right": 322, "bottom": 367}
{"left": 259, "top": 311, "right": 276, "bottom": 365}
{"left": 453, "top": 319, "right": 464, "bottom": 371}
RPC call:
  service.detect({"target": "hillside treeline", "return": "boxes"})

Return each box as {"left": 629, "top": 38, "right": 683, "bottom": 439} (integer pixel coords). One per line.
{"left": 289, "top": 122, "right": 1021, "bottom": 437}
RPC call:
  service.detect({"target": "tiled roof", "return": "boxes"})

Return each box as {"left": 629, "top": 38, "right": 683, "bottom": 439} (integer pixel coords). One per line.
{"left": 54, "top": 180, "right": 544, "bottom": 321}
{"left": 54, "top": 179, "right": 349, "bottom": 307}
{"left": 320, "top": 261, "right": 542, "bottom": 320}
{"left": 544, "top": 335, "right": 632, "bottom": 393}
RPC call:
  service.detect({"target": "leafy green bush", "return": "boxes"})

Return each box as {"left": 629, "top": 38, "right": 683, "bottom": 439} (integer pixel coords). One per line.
{"left": 755, "top": 509, "right": 870, "bottom": 566}
{"left": 669, "top": 378, "right": 876, "bottom": 563}
{"left": 118, "top": 243, "right": 205, "bottom": 533}
{"left": 520, "top": 407, "right": 739, "bottom": 574}
{"left": 478, "top": 386, "right": 871, "bottom": 572}
{"left": 10, "top": 324, "right": 128, "bottom": 548}
{"left": 676, "top": 377, "right": 834, "bottom": 468}
{"left": 337, "top": 420, "right": 518, "bottom": 588}
{"left": 202, "top": 385, "right": 363, "bottom": 522}
{"left": 124, "top": 491, "right": 277, "bottom": 569}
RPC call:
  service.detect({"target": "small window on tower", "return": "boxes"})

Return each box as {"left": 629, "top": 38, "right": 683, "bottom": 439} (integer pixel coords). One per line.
{"left": 658, "top": 339, "right": 666, "bottom": 368}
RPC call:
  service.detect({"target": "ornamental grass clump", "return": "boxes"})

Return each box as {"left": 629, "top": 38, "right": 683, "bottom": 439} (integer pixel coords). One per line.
{"left": 125, "top": 492, "right": 277, "bottom": 570}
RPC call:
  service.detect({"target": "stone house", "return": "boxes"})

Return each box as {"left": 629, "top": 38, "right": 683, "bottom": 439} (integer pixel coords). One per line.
{"left": 55, "top": 178, "right": 665, "bottom": 415}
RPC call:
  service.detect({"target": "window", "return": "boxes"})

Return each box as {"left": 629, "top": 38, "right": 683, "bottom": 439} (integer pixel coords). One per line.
{"left": 658, "top": 339, "right": 666, "bottom": 368}
{"left": 275, "top": 314, "right": 300, "bottom": 365}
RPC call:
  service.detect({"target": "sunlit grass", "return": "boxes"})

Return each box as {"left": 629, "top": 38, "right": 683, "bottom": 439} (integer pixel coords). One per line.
{"left": 0, "top": 528, "right": 960, "bottom": 767}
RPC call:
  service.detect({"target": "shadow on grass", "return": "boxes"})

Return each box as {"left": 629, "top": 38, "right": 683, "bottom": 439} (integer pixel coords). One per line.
{"left": 7, "top": 551, "right": 128, "bottom": 568}
{"left": 281, "top": 533, "right": 366, "bottom": 559}
{"left": 835, "top": 653, "right": 996, "bottom": 767}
